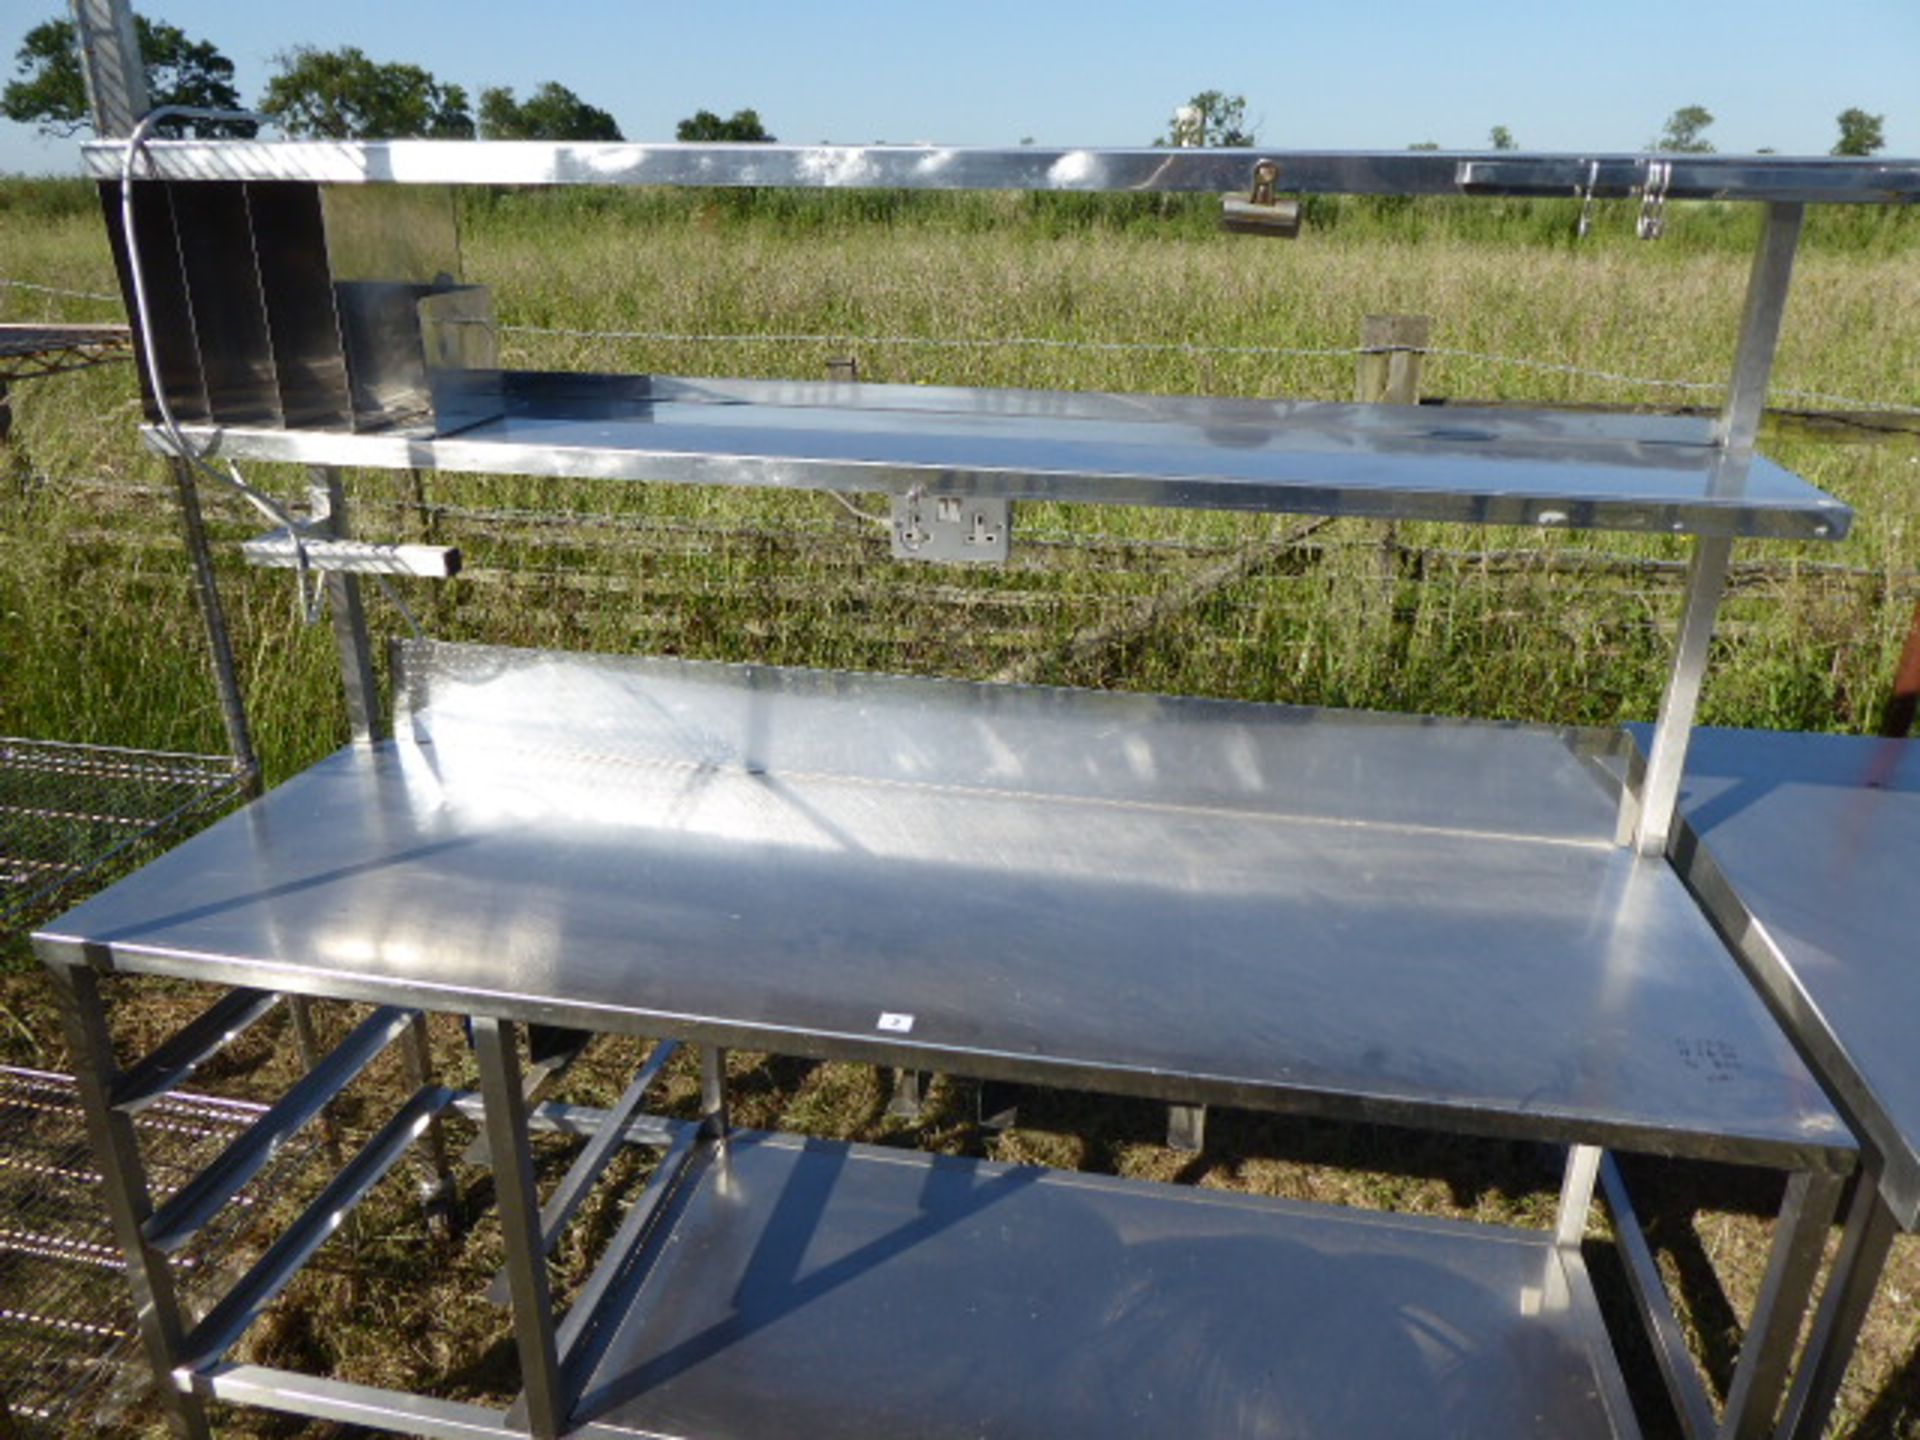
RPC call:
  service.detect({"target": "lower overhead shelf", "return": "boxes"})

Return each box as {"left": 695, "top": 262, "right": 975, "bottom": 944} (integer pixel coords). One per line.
{"left": 162, "top": 369, "right": 1852, "bottom": 540}
{"left": 569, "top": 1129, "right": 1640, "bottom": 1439}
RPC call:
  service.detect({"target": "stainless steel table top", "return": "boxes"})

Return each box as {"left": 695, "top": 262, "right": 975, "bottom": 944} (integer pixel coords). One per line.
{"left": 1640, "top": 725, "right": 1920, "bottom": 1224}
{"left": 167, "top": 371, "right": 1852, "bottom": 540}
{"left": 574, "top": 1129, "right": 1637, "bottom": 1439}
{"left": 38, "top": 644, "right": 1850, "bottom": 1169}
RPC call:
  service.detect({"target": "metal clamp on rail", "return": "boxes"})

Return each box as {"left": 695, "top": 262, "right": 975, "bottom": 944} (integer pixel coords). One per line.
{"left": 1221, "top": 159, "right": 1302, "bottom": 238}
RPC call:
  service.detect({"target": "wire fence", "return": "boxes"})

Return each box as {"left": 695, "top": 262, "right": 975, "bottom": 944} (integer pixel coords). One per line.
{"left": 5, "top": 275, "right": 1918, "bottom": 416}
{"left": 5, "top": 266, "right": 1917, "bottom": 735}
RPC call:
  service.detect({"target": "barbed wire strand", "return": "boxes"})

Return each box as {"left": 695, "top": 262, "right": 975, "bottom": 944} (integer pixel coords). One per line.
{"left": 500, "top": 323, "right": 1916, "bottom": 412}
{"left": 0, "top": 278, "right": 121, "bottom": 303}
{"left": 4, "top": 275, "right": 1914, "bottom": 413}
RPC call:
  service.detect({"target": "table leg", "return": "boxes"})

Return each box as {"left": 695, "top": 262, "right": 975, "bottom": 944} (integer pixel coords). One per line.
{"left": 699, "top": 1044, "right": 729, "bottom": 1139}
{"left": 401, "top": 1012, "right": 458, "bottom": 1232}
{"left": 1556, "top": 1144, "right": 1604, "bottom": 1245}
{"left": 1167, "top": 1103, "right": 1207, "bottom": 1153}
{"left": 1776, "top": 1178, "right": 1899, "bottom": 1440}
{"left": 474, "top": 1017, "right": 564, "bottom": 1439}
{"left": 286, "top": 996, "right": 345, "bottom": 1168}
{"left": 1719, "top": 1169, "right": 1845, "bottom": 1440}
{"left": 46, "top": 962, "right": 211, "bottom": 1440}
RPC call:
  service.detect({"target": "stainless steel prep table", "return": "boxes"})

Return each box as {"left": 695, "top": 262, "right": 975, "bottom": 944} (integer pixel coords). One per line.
{"left": 1637, "top": 726, "right": 1920, "bottom": 1438}
{"left": 37, "top": 643, "right": 1858, "bottom": 1439}
{"left": 40, "top": 105, "right": 1901, "bottom": 1440}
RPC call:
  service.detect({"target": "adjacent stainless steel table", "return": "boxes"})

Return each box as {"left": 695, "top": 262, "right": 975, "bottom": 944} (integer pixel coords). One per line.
{"left": 37, "top": 644, "right": 1858, "bottom": 1439}
{"left": 1643, "top": 725, "right": 1920, "bottom": 1438}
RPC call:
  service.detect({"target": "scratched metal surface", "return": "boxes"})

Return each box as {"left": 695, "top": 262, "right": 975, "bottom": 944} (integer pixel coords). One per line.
{"left": 38, "top": 644, "right": 1849, "bottom": 1168}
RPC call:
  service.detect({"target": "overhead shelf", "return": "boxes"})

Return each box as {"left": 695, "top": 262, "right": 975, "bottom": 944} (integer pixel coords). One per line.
{"left": 168, "top": 371, "right": 1852, "bottom": 540}
{"left": 83, "top": 140, "right": 1920, "bottom": 204}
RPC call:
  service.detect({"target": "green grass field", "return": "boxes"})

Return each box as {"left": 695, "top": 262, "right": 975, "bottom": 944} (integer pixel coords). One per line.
{"left": 2, "top": 181, "right": 1917, "bottom": 1435}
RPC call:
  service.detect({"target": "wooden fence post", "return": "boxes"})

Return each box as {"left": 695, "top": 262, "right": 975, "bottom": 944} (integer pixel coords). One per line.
{"left": 1881, "top": 601, "right": 1920, "bottom": 737}
{"left": 1355, "top": 314, "right": 1431, "bottom": 405}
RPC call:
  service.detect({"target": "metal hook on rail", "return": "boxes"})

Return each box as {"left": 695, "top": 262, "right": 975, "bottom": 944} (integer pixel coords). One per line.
{"left": 1637, "top": 160, "right": 1673, "bottom": 241}
{"left": 1576, "top": 160, "right": 1601, "bottom": 239}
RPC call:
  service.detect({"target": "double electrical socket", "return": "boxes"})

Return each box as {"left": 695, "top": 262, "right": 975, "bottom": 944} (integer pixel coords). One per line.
{"left": 890, "top": 494, "right": 1012, "bottom": 564}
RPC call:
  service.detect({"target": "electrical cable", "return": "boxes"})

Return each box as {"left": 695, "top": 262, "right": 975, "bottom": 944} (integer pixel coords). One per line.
{"left": 119, "top": 107, "right": 321, "bottom": 622}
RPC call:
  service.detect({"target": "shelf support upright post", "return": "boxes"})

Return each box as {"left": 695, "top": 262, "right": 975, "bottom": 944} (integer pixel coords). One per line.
{"left": 1555, "top": 1143, "right": 1604, "bottom": 1247}
{"left": 1622, "top": 202, "right": 1803, "bottom": 856}
{"left": 312, "top": 465, "right": 384, "bottom": 745}
{"left": 173, "top": 455, "right": 262, "bottom": 786}
{"left": 69, "top": 0, "right": 146, "bottom": 138}
{"left": 73, "top": 0, "right": 260, "bottom": 787}
{"left": 700, "top": 1046, "right": 730, "bottom": 1139}
{"left": 1717, "top": 1168, "right": 1843, "bottom": 1440}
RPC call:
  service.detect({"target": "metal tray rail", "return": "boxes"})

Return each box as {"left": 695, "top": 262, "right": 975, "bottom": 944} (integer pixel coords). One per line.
{"left": 141, "top": 1004, "right": 420, "bottom": 1255}
{"left": 108, "top": 988, "right": 282, "bottom": 1113}
{"left": 175, "top": 1082, "right": 455, "bottom": 1374}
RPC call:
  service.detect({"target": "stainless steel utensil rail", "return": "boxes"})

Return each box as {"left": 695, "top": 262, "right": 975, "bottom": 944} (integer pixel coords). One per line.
{"left": 80, "top": 140, "right": 1920, "bottom": 205}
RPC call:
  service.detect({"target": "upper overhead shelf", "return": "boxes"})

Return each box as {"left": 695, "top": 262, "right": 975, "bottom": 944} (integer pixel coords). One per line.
{"left": 83, "top": 142, "right": 1920, "bottom": 204}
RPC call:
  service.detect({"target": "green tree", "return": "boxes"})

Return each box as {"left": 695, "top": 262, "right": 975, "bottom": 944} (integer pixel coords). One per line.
{"left": 260, "top": 46, "right": 472, "bottom": 140}
{"left": 1832, "top": 107, "right": 1885, "bottom": 157}
{"left": 478, "top": 82, "right": 621, "bottom": 140}
{"left": 2, "top": 15, "right": 250, "bottom": 137}
{"left": 1653, "top": 105, "right": 1715, "bottom": 153}
{"left": 1408, "top": 141, "right": 1441, "bottom": 151}
{"left": 676, "top": 107, "right": 774, "bottom": 142}
{"left": 1489, "top": 125, "right": 1516, "bottom": 151}
{"left": 1156, "top": 90, "right": 1253, "bottom": 147}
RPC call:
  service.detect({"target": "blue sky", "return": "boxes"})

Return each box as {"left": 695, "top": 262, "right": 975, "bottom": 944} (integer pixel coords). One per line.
{"left": 3, "top": 0, "right": 1916, "bottom": 173}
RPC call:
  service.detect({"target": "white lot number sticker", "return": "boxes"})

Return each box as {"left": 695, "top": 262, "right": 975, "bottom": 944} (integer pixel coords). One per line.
{"left": 876, "top": 1012, "right": 915, "bottom": 1034}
